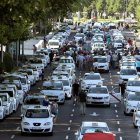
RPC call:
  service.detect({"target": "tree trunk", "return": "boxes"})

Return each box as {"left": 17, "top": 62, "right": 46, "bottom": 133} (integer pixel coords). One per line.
{"left": 16, "top": 40, "right": 19, "bottom": 67}
{"left": 0, "top": 44, "right": 3, "bottom": 63}
{"left": 22, "top": 41, "right": 24, "bottom": 63}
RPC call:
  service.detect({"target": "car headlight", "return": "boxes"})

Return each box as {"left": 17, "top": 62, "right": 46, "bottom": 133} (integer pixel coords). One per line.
{"left": 44, "top": 122, "right": 51, "bottom": 125}
{"left": 104, "top": 96, "right": 109, "bottom": 99}
{"left": 23, "top": 122, "right": 30, "bottom": 125}
{"left": 87, "top": 96, "right": 92, "bottom": 100}
{"left": 60, "top": 93, "right": 64, "bottom": 96}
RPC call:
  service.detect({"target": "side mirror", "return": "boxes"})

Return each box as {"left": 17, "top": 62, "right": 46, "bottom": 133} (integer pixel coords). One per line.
{"left": 117, "top": 72, "right": 120, "bottom": 74}
{"left": 51, "top": 114, "right": 55, "bottom": 118}
{"left": 75, "top": 131, "right": 78, "bottom": 136}
{"left": 20, "top": 114, "right": 24, "bottom": 119}
{"left": 123, "top": 98, "right": 126, "bottom": 102}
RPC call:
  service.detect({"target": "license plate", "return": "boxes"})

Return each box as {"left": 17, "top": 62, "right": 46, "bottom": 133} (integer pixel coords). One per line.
{"left": 32, "top": 127, "right": 41, "bottom": 130}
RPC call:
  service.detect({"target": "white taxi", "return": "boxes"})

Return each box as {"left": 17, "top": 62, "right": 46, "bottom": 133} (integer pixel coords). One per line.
{"left": 75, "top": 121, "right": 110, "bottom": 140}
{"left": 0, "top": 98, "right": 6, "bottom": 120}
{"left": 21, "top": 94, "right": 45, "bottom": 115}
{"left": 0, "top": 87, "right": 19, "bottom": 112}
{"left": 0, "top": 93, "right": 13, "bottom": 115}
{"left": 86, "top": 85, "right": 110, "bottom": 107}
{"left": 93, "top": 56, "right": 109, "bottom": 73}
{"left": 133, "top": 103, "right": 140, "bottom": 128}
{"left": 59, "top": 56, "right": 75, "bottom": 69}
{"left": 126, "top": 78, "right": 140, "bottom": 92}
{"left": 21, "top": 105, "right": 54, "bottom": 135}
{"left": 51, "top": 75, "right": 72, "bottom": 99}
{"left": 119, "top": 67, "right": 138, "bottom": 85}
{"left": 80, "top": 72, "right": 103, "bottom": 91}
{"left": 124, "top": 91, "right": 140, "bottom": 115}
{"left": 40, "top": 81, "right": 65, "bottom": 104}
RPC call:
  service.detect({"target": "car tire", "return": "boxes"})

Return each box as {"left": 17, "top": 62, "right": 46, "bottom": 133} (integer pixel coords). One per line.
{"left": 21, "top": 131, "right": 26, "bottom": 136}
{"left": 105, "top": 70, "right": 109, "bottom": 73}
{"left": 48, "top": 130, "right": 53, "bottom": 136}
{"left": 133, "top": 121, "right": 138, "bottom": 128}
{"left": 86, "top": 104, "right": 89, "bottom": 107}
{"left": 107, "top": 104, "right": 110, "bottom": 107}
{"left": 124, "top": 110, "right": 128, "bottom": 116}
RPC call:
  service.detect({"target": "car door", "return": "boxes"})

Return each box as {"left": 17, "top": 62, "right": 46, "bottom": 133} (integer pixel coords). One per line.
{"left": 110, "top": 87, "right": 121, "bottom": 103}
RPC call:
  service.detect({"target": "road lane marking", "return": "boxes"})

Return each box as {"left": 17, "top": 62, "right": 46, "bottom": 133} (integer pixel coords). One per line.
{"left": 72, "top": 109, "right": 74, "bottom": 112}
{"left": 11, "top": 135, "right": 15, "bottom": 139}
{"left": 65, "top": 135, "right": 69, "bottom": 139}
{"left": 118, "top": 128, "right": 121, "bottom": 132}
{"left": 115, "top": 110, "right": 118, "bottom": 113}
{"left": 120, "top": 136, "right": 123, "bottom": 140}
{"left": 111, "top": 85, "right": 113, "bottom": 88}
{"left": 116, "top": 115, "right": 118, "bottom": 117}
{"left": 73, "top": 104, "right": 76, "bottom": 106}
{"left": 70, "top": 114, "right": 73, "bottom": 117}
{"left": 16, "top": 127, "right": 20, "bottom": 131}
{"left": 117, "top": 121, "right": 120, "bottom": 124}
{"left": 115, "top": 104, "right": 117, "bottom": 107}
{"left": 68, "top": 127, "right": 71, "bottom": 131}
{"left": 111, "top": 82, "right": 113, "bottom": 84}
{"left": 69, "top": 120, "right": 72, "bottom": 123}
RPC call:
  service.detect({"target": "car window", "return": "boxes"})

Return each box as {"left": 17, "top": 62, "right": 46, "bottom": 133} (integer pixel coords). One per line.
{"left": 127, "top": 81, "right": 140, "bottom": 86}
{"left": 120, "top": 69, "right": 137, "bottom": 75}
{"left": 84, "top": 75, "right": 100, "bottom": 80}
{"left": 25, "top": 109, "right": 49, "bottom": 118}
{"left": 88, "top": 87, "right": 108, "bottom": 94}
{"left": 24, "top": 98, "right": 43, "bottom": 105}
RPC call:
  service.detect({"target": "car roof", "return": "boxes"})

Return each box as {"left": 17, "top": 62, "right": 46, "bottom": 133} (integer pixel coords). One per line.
{"left": 82, "top": 122, "right": 108, "bottom": 127}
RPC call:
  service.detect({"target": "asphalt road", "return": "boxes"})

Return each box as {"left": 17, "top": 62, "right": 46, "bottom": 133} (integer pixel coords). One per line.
{"left": 0, "top": 32, "right": 138, "bottom": 140}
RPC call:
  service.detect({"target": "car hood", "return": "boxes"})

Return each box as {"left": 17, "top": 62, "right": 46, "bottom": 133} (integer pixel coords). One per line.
{"left": 127, "top": 101, "right": 140, "bottom": 107}
{"left": 40, "top": 90, "right": 64, "bottom": 96}
{"left": 127, "top": 86, "right": 140, "bottom": 92}
{"left": 87, "top": 93, "right": 109, "bottom": 97}
{"left": 83, "top": 80, "right": 102, "bottom": 85}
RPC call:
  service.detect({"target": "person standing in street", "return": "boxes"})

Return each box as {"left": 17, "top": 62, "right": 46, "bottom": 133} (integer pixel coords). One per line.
{"left": 49, "top": 50, "right": 54, "bottom": 65}
{"left": 72, "top": 80, "right": 80, "bottom": 105}
{"left": 78, "top": 90, "right": 86, "bottom": 115}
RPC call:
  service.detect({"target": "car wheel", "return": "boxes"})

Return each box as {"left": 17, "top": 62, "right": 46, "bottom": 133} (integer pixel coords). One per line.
{"left": 106, "top": 70, "right": 109, "bottom": 73}
{"left": 107, "top": 104, "right": 110, "bottom": 107}
{"left": 21, "top": 131, "right": 26, "bottom": 136}
{"left": 48, "top": 130, "right": 53, "bottom": 136}
{"left": 124, "top": 110, "right": 128, "bottom": 116}
{"left": 133, "top": 121, "right": 138, "bottom": 128}
{"left": 86, "top": 104, "right": 89, "bottom": 107}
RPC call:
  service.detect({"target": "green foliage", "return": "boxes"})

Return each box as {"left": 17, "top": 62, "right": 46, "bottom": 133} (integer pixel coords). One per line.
{"left": 3, "top": 52, "right": 14, "bottom": 72}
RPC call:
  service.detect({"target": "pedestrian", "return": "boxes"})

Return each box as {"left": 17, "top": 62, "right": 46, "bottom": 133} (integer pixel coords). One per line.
{"left": 41, "top": 70, "right": 44, "bottom": 81}
{"left": 72, "top": 80, "right": 80, "bottom": 105}
{"left": 78, "top": 90, "right": 86, "bottom": 115}
{"left": 42, "top": 95, "right": 50, "bottom": 107}
{"left": 49, "top": 50, "right": 54, "bottom": 65}
{"left": 51, "top": 101, "right": 58, "bottom": 122}
{"left": 33, "top": 45, "right": 37, "bottom": 54}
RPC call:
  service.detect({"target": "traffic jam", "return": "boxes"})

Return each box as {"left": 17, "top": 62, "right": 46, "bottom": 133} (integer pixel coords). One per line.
{"left": 0, "top": 20, "right": 139, "bottom": 140}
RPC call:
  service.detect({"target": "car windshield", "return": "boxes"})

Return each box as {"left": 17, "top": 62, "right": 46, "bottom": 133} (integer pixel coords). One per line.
{"left": 95, "top": 58, "right": 107, "bottom": 63}
{"left": 84, "top": 75, "right": 100, "bottom": 80}
{"left": 25, "top": 109, "right": 49, "bottom": 118}
{"left": 49, "top": 42, "right": 59, "bottom": 46}
{"left": 120, "top": 69, "right": 137, "bottom": 75}
{"left": 20, "top": 78, "right": 26, "bottom": 84}
{"left": 94, "top": 44, "right": 104, "bottom": 48}
{"left": 29, "top": 59, "right": 42, "bottom": 64}
{"left": 43, "top": 82, "right": 63, "bottom": 90}
{"left": 0, "top": 95, "right": 7, "bottom": 102}
{"left": 81, "top": 126, "right": 109, "bottom": 135}
{"left": 61, "top": 80, "right": 69, "bottom": 86}
{"left": 122, "top": 62, "right": 135, "bottom": 66}
{"left": 127, "top": 81, "right": 140, "bottom": 86}
{"left": 114, "top": 40, "right": 122, "bottom": 43}
{"left": 0, "top": 91, "right": 13, "bottom": 97}
{"left": 60, "top": 59, "right": 73, "bottom": 63}
{"left": 128, "top": 93, "right": 140, "bottom": 101}
{"left": 75, "top": 34, "right": 84, "bottom": 37}
{"left": 88, "top": 87, "right": 108, "bottom": 94}
{"left": 4, "top": 76, "right": 19, "bottom": 81}
{"left": 24, "top": 97, "right": 44, "bottom": 105}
